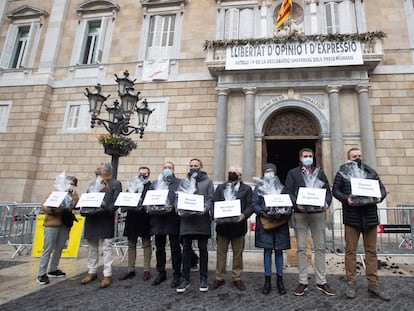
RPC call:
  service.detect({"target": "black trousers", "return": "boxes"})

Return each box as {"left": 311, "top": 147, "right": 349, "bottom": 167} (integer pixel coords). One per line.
{"left": 155, "top": 234, "right": 182, "bottom": 278}
{"left": 181, "top": 234, "right": 208, "bottom": 281}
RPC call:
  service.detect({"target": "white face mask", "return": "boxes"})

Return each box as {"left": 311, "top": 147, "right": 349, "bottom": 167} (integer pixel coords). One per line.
{"left": 163, "top": 168, "right": 173, "bottom": 177}
{"left": 264, "top": 172, "right": 275, "bottom": 181}
{"left": 302, "top": 157, "right": 313, "bottom": 167}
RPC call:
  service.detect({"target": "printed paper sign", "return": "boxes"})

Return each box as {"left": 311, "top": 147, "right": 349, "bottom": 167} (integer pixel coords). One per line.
{"left": 43, "top": 191, "right": 68, "bottom": 207}
{"left": 350, "top": 178, "right": 381, "bottom": 197}
{"left": 115, "top": 192, "right": 142, "bottom": 207}
{"left": 296, "top": 187, "right": 327, "bottom": 206}
{"left": 142, "top": 190, "right": 169, "bottom": 206}
{"left": 76, "top": 192, "right": 105, "bottom": 208}
{"left": 177, "top": 192, "right": 205, "bottom": 212}
{"left": 214, "top": 199, "right": 241, "bottom": 218}
{"left": 264, "top": 194, "right": 293, "bottom": 207}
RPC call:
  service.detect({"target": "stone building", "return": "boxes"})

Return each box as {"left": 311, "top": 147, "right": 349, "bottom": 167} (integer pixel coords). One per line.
{"left": 0, "top": 0, "right": 413, "bottom": 210}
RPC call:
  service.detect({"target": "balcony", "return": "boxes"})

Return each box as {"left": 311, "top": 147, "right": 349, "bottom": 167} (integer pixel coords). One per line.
{"left": 204, "top": 32, "right": 385, "bottom": 76}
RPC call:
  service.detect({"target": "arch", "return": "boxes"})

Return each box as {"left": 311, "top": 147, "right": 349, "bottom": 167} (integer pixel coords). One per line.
{"left": 256, "top": 99, "right": 329, "bottom": 137}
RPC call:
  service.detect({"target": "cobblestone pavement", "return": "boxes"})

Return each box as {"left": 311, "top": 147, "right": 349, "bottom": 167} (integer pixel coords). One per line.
{"left": 0, "top": 245, "right": 413, "bottom": 311}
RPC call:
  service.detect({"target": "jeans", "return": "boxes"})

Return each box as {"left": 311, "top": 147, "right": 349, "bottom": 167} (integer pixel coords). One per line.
{"left": 155, "top": 234, "right": 181, "bottom": 278}
{"left": 38, "top": 226, "right": 70, "bottom": 276}
{"left": 87, "top": 238, "right": 113, "bottom": 277}
{"left": 181, "top": 234, "right": 208, "bottom": 281}
{"left": 294, "top": 212, "right": 327, "bottom": 285}
{"left": 263, "top": 249, "right": 284, "bottom": 277}
{"left": 345, "top": 225, "right": 378, "bottom": 286}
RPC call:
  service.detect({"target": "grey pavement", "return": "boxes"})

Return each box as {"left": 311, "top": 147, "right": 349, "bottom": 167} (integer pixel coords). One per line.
{"left": 0, "top": 245, "right": 413, "bottom": 311}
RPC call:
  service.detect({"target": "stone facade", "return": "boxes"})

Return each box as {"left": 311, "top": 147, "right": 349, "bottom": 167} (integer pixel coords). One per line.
{"left": 0, "top": 0, "right": 413, "bottom": 210}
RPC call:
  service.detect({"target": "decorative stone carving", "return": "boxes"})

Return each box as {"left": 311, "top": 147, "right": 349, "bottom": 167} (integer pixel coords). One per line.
{"left": 265, "top": 110, "right": 319, "bottom": 136}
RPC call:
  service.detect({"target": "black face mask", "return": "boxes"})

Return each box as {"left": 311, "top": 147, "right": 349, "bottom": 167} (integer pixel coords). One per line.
{"left": 353, "top": 158, "right": 362, "bottom": 168}
{"left": 138, "top": 174, "right": 149, "bottom": 181}
{"left": 228, "top": 172, "right": 239, "bottom": 182}
{"left": 189, "top": 168, "right": 200, "bottom": 176}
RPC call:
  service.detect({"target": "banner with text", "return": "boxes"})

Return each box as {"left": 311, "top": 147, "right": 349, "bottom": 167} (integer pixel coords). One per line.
{"left": 225, "top": 41, "right": 363, "bottom": 70}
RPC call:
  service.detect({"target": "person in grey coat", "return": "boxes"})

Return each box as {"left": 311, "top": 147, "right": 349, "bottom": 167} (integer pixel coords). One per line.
{"left": 176, "top": 158, "right": 214, "bottom": 293}
{"left": 80, "top": 162, "right": 122, "bottom": 288}
{"left": 253, "top": 163, "right": 290, "bottom": 295}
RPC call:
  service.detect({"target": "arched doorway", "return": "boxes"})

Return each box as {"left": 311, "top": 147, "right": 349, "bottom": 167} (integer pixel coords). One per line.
{"left": 262, "top": 109, "right": 321, "bottom": 184}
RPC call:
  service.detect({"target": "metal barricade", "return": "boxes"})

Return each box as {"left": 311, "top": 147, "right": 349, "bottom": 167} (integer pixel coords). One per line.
{"left": 7, "top": 203, "right": 41, "bottom": 259}
{"left": 0, "top": 202, "right": 17, "bottom": 244}
{"left": 330, "top": 206, "right": 414, "bottom": 269}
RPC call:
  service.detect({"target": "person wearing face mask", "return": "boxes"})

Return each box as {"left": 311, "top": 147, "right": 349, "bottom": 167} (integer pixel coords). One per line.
{"left": 118, "top": 166, "right": 153, "bottom": 282}
{"left": 332, "top": 147, "right": 389, "bottom": 301}
{"left": 147, "top": 161, "right": 182, "bottom": 288}
{"left": 211, "top": 166, "right": 253, "bottom": 291}
{"left": 176, "top": 158, "right": 214, "bottom": 293}
{"left": 285, "top": 148, "right": 334, "bottom": 296}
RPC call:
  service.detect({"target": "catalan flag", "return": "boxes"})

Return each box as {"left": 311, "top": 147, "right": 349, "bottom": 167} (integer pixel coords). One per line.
{"left": 276, "top": 0, "right": 293, "bottom": 28}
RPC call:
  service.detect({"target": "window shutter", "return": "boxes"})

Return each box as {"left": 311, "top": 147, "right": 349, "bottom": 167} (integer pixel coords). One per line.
{"left": 0, "top": 25, "right": 19, "bottom": 69}
{"left": 339, "top": 0, "right": 356, "bottom": 33}
{"left": 239, "top": 8, "right": 254, "bottom": 39}
{"left": 70, "top": 19, "right": 88, "bottom": 65}
{"left": 225, "top": 8, "right": 240, "bottom": 40}
{"left": 96, "top": 16, "right": 110, "bottom": 64}
{"left": 325, "top": 2, "right": 339, "bottom": 34}
{"left": 21, "top": 22, "right": 39, "bottom": 68}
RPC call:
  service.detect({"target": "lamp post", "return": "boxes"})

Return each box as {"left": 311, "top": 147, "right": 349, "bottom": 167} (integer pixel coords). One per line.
{"left": 85, "top": 70, "right": 154, "bottom": 179}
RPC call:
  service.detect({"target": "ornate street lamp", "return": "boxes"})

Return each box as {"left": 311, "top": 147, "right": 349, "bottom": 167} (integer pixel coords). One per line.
{"left": 84, "top": 70, "right": 154, "bottom": 179}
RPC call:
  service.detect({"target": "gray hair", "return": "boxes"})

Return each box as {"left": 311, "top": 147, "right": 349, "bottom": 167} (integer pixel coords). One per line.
{"left": 101, "top": 162, "right": 112, "bottom": 173}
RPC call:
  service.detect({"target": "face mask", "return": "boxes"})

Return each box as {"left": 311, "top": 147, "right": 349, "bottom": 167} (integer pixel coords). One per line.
{"left": 95, "top": 170, "right": 101, "bottom": 177}
{"left": 353, "top": 158, "right": 362, "bottom": 167}
{"left": 228, "top": 172, "right": 239, "bottom": 182}
{"left": 264, "top": 172, "right": 275, "bottom": 181}
{"left": 163, "top": 168, "right": 173, "bottom": 177}
{"left": 189, "top": 168, "right": 200, "bottom": 176}
{"left": 138, "top": 174, "right": 148, "bottom": 181}
{"left": 302, "top": 157, "right": 313, "bottom": 167}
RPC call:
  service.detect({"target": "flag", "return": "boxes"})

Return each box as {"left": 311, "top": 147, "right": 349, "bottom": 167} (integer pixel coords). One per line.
{"left": 276, "top": 0, "right": 292, "bottom": 28}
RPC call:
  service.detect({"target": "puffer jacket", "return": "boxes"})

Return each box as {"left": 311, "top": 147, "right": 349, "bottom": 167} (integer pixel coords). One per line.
{"left": 177, "top": 171, "right": 214, "bottom": 237}
{"left": 332, "top": 161, "right": 387, "bottom": 229}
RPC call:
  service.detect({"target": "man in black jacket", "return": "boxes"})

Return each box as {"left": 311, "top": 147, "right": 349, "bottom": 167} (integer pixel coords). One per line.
{"left": 211, "top": 166, "right": 253, "bottom": 291}
{"left": 332, "top": 147, "right": 390, "bottom": 301}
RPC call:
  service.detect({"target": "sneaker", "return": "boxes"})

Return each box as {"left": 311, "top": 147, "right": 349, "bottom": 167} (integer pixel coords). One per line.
{"left": 317, "top": 283, "right": 336, "bottom": 296}
{"left": 294, "top": 283, "right": 308, "bottom": 296}
{"left": 199, "top": 278, "right": 208, "bottom": 292}
{"left": 48, "top": 270, "right": 66, "bottom": 278}
{"left": 345, "top": 281, "right": 356, "bottom": 299}
{"left": 368, "top": 283, "right": 391, "bottom": 301}
{"left": 190, "top": 264, "right": 199, "bottom": 272}
{"left": 176, "top": 279, "right": 190, "bottom": 293}
{"left": 37, "top": 274, "right": 50, "bottom": 285}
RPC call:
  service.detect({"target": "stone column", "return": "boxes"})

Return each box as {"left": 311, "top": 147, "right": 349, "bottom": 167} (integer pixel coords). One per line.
{"left": 212, "top": 88, "right": 230, "bottom": 183}
{"left": 242, "top": 87, "right": 257, "bottom": 182}
{"left": 356, "top": 84, "right": 377, "bottom": 168}
{"left": 327, "top": 85, "right": 344, "bottom": 174}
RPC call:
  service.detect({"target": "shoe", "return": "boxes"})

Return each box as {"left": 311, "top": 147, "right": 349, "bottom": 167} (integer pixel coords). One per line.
{"left": 176, "top": 279, "right": 190, "bottom": 293}
{"left": 151, "top": 272, "right": 167, "bottom": 285}
{"left": 81, "top": 273, "right": 97, "bottom": 285}
{"left": 294, "top": 283, "right": 308, "bottom": 296}
{"left": 212, "top": 279, "right": 225, "bottom": 290}
{"left": 100, "top": 276, "right": 111, "bottom": 288}
{"left": 233, "top": 279, "right": 246, "bottom": 291}
{"left": 345, "top": 281, "right": 356, "bottom": 299}
{"left": 143, "top": 271, "right": 151, "bottom": 281}
{"left": 37, "top": 274, "right": 49, "bottom": 285}
{"left": 262, "top": 276, "right": 271, "bottom": 295}
{"left": 317, "top": 283, "right": 336, "bottom": 296}
{"left": 190, "top": 264, "right": 199, "bottom": 272}
{"left": 199, "top": 278, "right": 208, "bottom": 292}
{"left": 368, "top": 283, "right": 391, "bottom": 301}
{"left": 171, "top": 277, "right": 181, "bottom": 288}
{"left": 48, "top": 270, "right": 66, "bottom": 278}
{"left": 118, "top": 271, "right": 135, "bottom": 281}
{"left": 276, "top": 275, "right": 286, "bottom": 295}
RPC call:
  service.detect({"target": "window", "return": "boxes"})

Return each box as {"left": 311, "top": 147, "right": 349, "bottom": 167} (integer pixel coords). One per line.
{"left": 220, "top": 7, "right": 256, "bottom": 40}
{"left": 324, "top": 0, "right": 357, "bottom": 34}
{"left": 71, "top": 17, "right": 112, "bottom": 65}
{"left": 0, "top": 101, "right": 12, "bottom": 132}
{"left": 0, "top": 22, "right": 41, "bottom": 69}
{"left": 147, "top": 15, "right": 176, "bottom": 60}
{"left": 325, "top": 2, "right": 340, "bottom": 34}
{"left": 62, "top": 102, "right": 90, "bottom": 133}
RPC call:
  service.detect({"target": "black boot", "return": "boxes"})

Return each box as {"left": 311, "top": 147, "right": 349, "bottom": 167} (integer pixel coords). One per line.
{"left": 277, "top": 275, "right": 286, "bottom": 295}
{"left": 262, "top": 276, "right": 271, "bottom": 295}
